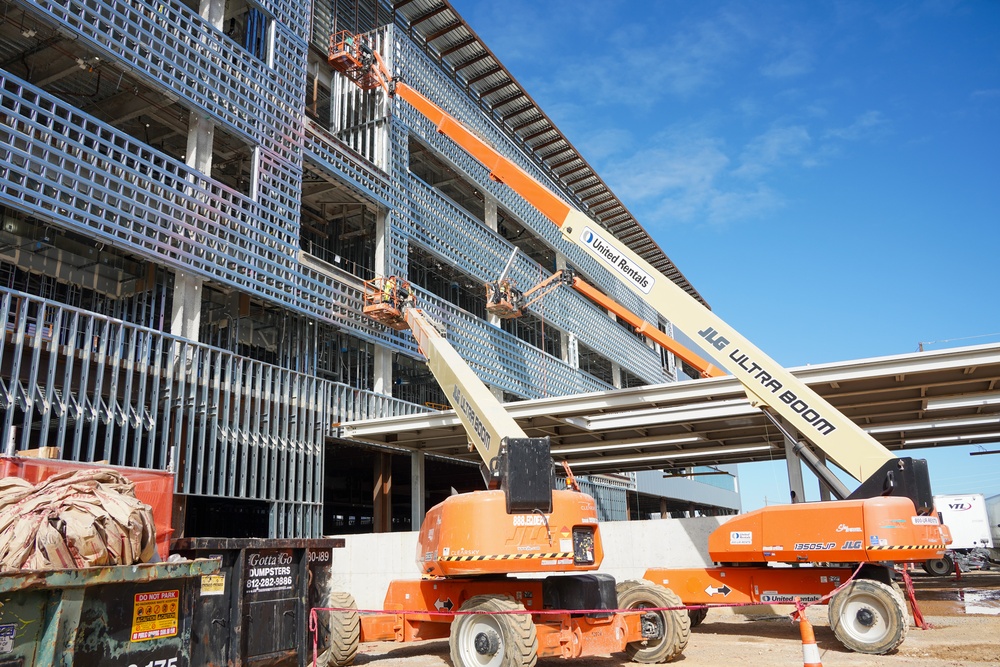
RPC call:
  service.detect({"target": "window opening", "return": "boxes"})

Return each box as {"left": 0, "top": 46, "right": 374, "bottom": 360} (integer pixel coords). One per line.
{"left": 300, "top": 164, "right": 377, "bottom": 280}
{"left": 407, "top": 245, "right": 485, "bottom": 319}
{"left": 392, "top": 353, "right": 448, "bottom": 409}
{"left": 223, "top": 0, "right": 272, "bottom": 62}
{"left": 577, "top": 341, "right": 614, "bottom": 386}
{"left": 408, "top": 136, "right": 485, "bottom": 222}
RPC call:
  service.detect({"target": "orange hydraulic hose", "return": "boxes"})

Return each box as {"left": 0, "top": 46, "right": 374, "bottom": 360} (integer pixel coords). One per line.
{"left": 569, "top": 277, "right": 725, "bottom": 379}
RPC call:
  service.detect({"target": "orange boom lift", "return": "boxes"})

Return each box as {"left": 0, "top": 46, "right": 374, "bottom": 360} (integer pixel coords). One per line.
{"left": 318, "top": 277, "right": 690, "bottom": 667}
{"left": 329, "top": 31, "right": 946, "bottom": 657}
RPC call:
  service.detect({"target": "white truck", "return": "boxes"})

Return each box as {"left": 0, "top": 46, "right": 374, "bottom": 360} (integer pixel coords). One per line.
{"left": 922, "top": 493, "right": 995, "bottom": 575}
{"left": 987, "top": 493, "right": 1000, "bottom": 562}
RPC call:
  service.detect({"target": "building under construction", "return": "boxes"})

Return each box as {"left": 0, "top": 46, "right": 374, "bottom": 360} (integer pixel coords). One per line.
{"left": 0, "top": 0, "right": 739, "bottom": 538}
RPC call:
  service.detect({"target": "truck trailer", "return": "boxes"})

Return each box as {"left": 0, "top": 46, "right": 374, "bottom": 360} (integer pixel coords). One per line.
{"left": 922, "top": 493, "right": 995, "bottom": 575}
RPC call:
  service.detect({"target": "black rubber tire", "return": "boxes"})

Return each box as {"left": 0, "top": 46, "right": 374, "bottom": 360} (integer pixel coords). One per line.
{"left": 314, "top": 591, "right": 360, "bottom": 667}
{"left": 688, "top": 606, "right": 708, "bottom": 628}
{"left": 828, "top": 579, "right": 908, "bottom": 655}
{"left": 922, "top": 554, "right": 954, "bottom": 577}
{"left": 449, "top": 595, "right": 537, "bottom": 667}
{"left": 616, "top": 580, "right": 690, "bottom": 663}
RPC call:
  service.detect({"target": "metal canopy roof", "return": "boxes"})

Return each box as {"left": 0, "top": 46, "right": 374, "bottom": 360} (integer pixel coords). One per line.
{"left": 391, "top": 0, "right": 707, "bottom": 305}
{"left": 341, "top": 343, "right": 1000, "bottom": 474}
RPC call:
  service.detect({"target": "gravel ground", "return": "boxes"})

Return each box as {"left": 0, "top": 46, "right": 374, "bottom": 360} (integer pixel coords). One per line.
{"left": 342, "top": 570, "right": 1000, "bottom": 667}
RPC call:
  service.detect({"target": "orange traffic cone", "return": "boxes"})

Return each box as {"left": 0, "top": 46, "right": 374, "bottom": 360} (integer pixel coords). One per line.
{"left": 797, "top": 613, "right": 823, "bottom": 667}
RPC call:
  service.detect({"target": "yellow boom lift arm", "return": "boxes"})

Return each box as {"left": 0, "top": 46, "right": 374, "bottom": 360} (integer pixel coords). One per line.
{"left": 333, "top": 31, "right": 943, "bottom": 659}
{"left": 332, "top": 32, "right": 912, "bottom": 489}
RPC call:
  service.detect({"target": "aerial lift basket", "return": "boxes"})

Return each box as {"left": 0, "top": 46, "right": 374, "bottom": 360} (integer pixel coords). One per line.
{"left": 362, "top": 277, "right": 411, "bottom": 331}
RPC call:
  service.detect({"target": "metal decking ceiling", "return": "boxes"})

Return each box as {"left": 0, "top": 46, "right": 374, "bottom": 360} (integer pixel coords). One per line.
{"left": 342, "top": 343, "right": 1000, "bottom": 475}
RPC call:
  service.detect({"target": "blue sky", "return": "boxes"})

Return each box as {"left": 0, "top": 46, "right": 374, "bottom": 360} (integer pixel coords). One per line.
{"left": 447, "top": 0, "right": 1000, "bottom": 509}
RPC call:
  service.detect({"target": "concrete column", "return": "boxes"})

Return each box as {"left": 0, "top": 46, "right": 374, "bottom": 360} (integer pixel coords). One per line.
{"left": 555, "top": 252, "right": 572, "bottom": 363}
{"left": 198, "top": 0, "right": 225, "bottom": 28}
{"left": 374, "top": 209, "right": 388, "bottom": 278}
{"left": 411, "top": 451, "right": 425, "bottom": 527}
{"left": 170, "top": 271, "right": 202, "bottom": 340}
{"left": 373, "top": 209, "right": 393, "bottom": 393}
{"left": 373, "top": 347, "right": 393, "bottom": 396}
{"left": 484, "top": 195, "right": 498, "bottom": 231}
{"left": 565, "top": 333, "right": 579, "bottom": 369}
{"left": 782, "top": 418, "right": 806, "bottom": 503}
{"left": 172, "top": 100, "right": 214, "bottom": 341}
{"left": 484, "top": 196, "right": 502, "bottom": 328}
{"left": 185, "top": 113, "right": 215, "bottom": 175}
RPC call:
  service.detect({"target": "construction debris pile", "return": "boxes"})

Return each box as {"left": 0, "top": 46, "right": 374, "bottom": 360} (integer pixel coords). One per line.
{"left": 0, "top": 469, "right": 156, "bottom": 571}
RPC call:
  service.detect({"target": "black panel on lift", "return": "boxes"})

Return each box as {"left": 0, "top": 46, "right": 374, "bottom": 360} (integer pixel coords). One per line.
{"left": 543, "top": 574, "right": 617, "bottom": 617}
{"left": 501, "top": 437, "right": 554, "bottom": 514}
{"left": 847, "top": 457, "right": 934, "bottom": 514}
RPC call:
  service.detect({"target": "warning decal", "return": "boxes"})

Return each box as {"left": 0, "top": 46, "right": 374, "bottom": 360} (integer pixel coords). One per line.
{"left": 201, "top": 573, "right": 226, "bottom": 596}
{"left": 131, "top": 589, "right": 180, "bottom": 642}
{"left": 0, "top": 623, "right": 15, "bottom": 653}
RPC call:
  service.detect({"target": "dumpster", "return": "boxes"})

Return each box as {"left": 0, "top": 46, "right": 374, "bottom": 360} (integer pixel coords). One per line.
{"left": 0, "top": 456, "right": 175, "bottom": 559}
{"left": 0, "top": 559, "right": 219, "bottom": 666}
{"left": 171, "top": 537, "right": 345, "bottom": 666}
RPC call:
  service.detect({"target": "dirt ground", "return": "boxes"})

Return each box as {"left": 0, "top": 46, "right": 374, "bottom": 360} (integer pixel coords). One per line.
{"left": 346, "top": 570, "right": 1000, "bottom": 667}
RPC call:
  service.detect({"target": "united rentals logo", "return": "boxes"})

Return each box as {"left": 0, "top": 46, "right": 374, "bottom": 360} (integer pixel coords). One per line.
{"left": 581, "top": 227, "right": 654, "bottom": 294}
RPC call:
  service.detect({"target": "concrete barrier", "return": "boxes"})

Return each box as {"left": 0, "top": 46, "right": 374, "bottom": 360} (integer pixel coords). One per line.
{"left": 328, "top": 516, "right": 726, "bottom": 610}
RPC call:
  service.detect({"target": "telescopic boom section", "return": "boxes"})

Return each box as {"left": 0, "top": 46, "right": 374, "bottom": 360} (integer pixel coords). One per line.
{"left": 334, "top": 35, "right": 895, "bottom": 483}
{"left": 362, "top": 279, "right": 553, "bottom": 511}
{"left": 402, "top": 305, "right": 529, "bottom": 470}
{"left": 558, "top": 212, "right": 895, "bottom": 482}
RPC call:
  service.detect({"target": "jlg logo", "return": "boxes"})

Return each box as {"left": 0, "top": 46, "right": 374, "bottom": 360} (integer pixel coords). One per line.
{"left": 947, "top": 502, "right": 972, "bottom": 511}
{"left": 698, "top": 326, "right": 730, "bottom": 351}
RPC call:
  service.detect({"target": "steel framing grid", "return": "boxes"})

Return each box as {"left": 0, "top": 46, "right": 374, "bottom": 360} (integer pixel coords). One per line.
{"left": 0, "top": 1, "right": 679, "bottom": 534}
{"left": 0, "top": 286, "right": 430, "bottom": 536}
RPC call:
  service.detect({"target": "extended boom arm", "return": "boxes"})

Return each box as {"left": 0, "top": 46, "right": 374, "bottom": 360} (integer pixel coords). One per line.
{"left": 332, "top": 34, "right": 902, "bottom": 487}
{"left": 362, "top": 279, "right": 553, "bottom": 513}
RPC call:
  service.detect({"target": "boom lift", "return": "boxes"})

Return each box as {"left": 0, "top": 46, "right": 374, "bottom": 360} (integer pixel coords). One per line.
{"left": 329, "top": 32, "right": 946, "bottom": 656}
{"left": 488, "top": 265, "right": 724, "bottom": 379}
{"left": 320, "top": 277, "right": 690, "bottom": 667}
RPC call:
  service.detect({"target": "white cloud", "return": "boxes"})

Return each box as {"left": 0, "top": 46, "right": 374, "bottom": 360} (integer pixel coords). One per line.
{"left": 824, "top": 110, "right": 889, "bottom": 141}
{"left": 735, "top": 125, "right": 812, "bottom": 179}
{"left": 760, "top": 47, "right": 813, "bottom": 79}
{"left": 599, "top": 131, "right": 783, "bottom": 228}
{"left": 705, "top": 185, "right": 782, "bottom": 225}
{"left": 603, "top": 135, "right": 729, "bottom": 203}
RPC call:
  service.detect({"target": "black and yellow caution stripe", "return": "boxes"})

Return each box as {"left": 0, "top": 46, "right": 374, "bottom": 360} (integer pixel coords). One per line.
{"left": 868, "top": 545, "right": 942, "bottom": 551}
{"left": 440, "top": 552, "right": 573, "bottom": 562}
